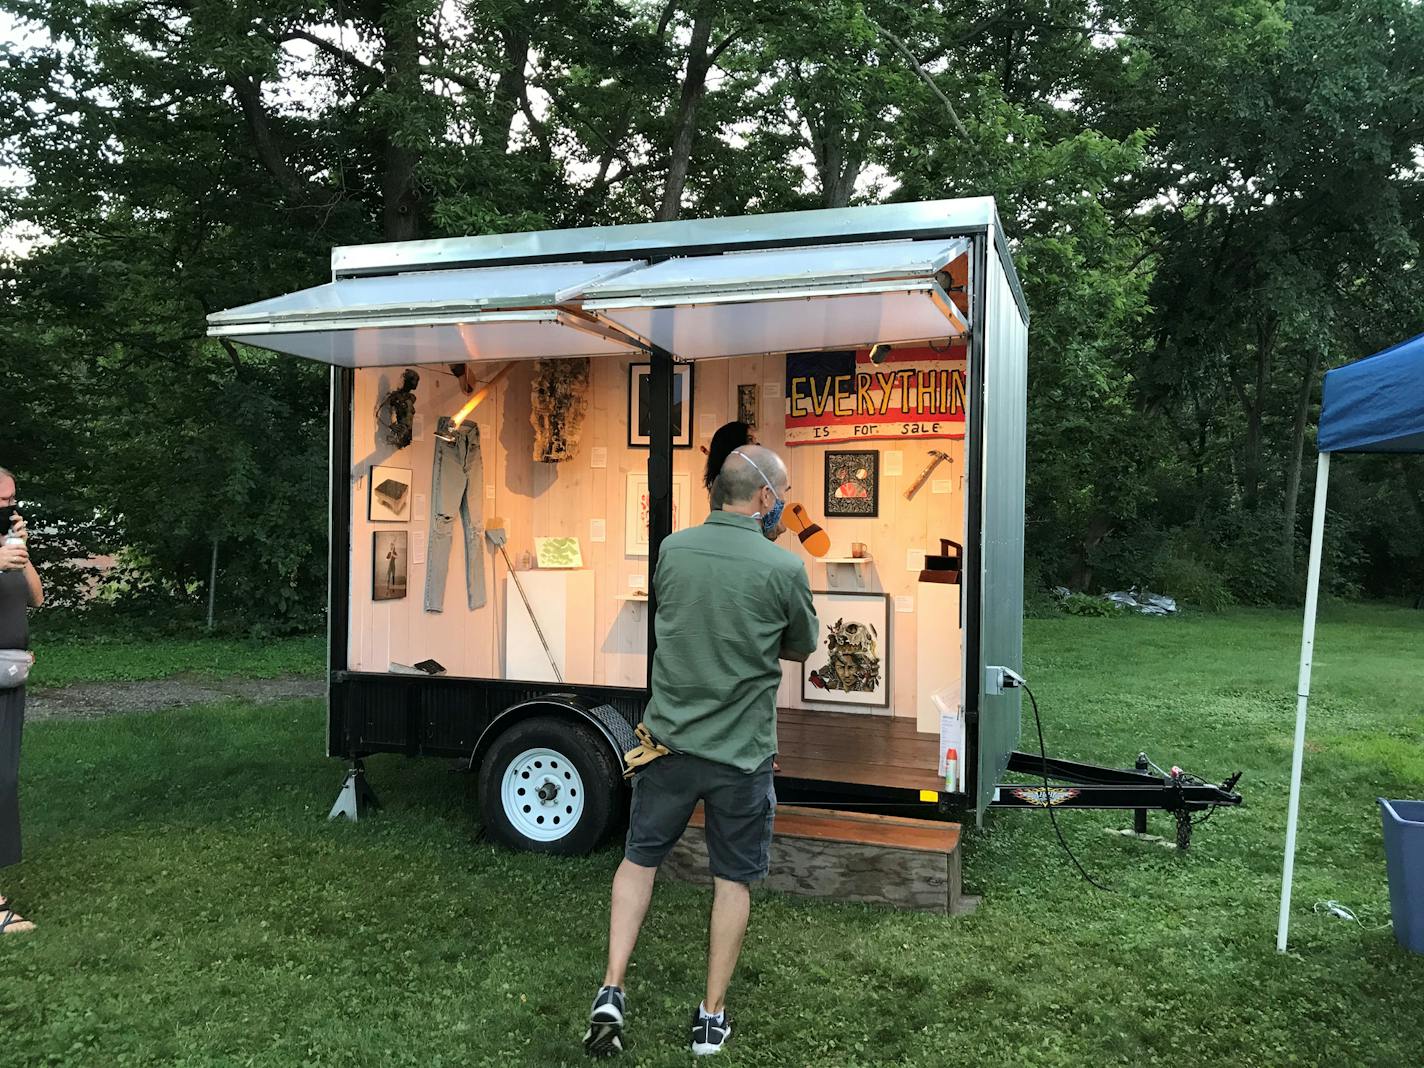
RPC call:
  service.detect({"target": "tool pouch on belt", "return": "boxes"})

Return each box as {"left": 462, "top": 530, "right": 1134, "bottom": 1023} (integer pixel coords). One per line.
{"left": 623, "top": 723, "right": 672, "bottom": 780}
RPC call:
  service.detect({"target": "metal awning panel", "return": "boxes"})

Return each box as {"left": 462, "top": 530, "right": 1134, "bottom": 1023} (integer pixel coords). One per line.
{"left": 207, "top": 260, "right": 646, "bottom": 366}
{"left": 582, "top": 239, "right": 970, "bottom": 360}
{"left": 222, "top": 311, "right": 639, "bottom": 368}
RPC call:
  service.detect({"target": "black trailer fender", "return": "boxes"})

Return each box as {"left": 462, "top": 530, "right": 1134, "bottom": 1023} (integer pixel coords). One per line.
{"left": 467, "top": 695, "right": 636, "bottom": 774}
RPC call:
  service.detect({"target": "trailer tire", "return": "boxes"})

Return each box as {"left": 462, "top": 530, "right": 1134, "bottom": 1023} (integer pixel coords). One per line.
{"left": 478, "top": 716, "right": 624, "bottom": 856}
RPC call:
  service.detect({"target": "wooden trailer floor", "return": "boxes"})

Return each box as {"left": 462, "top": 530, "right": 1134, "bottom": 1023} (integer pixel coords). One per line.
{"left": 775, "top": 707, "right": 944, "bottom": 794}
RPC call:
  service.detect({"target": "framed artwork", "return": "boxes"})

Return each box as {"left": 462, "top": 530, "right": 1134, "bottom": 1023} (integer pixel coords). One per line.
{"left": 373, "top": 530, "right": 409, "bottom": 601}
{"left": 625, "top": 471, "right": 690, "bottom": 556}
{"left": 535, "top": 536, "right": 583, "bottom": 568}
{"left": 628, "top": 362, "right": 694, "bottom": 448}
{"left": 824, "top": 450, "right": 879, "bottom": 517}
{"left": 737, "top": 383, "right": 759, "bottom": 428}
{"left": 369, "top": 465, "right": 412, "bottom": 521}
{"left": 802, "top": 591, "right": 890, "bottom": 709}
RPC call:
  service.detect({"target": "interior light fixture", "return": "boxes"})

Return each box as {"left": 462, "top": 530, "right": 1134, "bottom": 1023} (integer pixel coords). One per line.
{"left": 435, "top": 361, "right": 513, "bottom": 441}
{"left": 867, "top": 342, "right": 892, "bottom": 365}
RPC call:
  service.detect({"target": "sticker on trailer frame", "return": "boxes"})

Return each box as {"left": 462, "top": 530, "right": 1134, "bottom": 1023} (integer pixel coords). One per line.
{"left": 1010, "top": 786, "right": 1082, "bottom": 808}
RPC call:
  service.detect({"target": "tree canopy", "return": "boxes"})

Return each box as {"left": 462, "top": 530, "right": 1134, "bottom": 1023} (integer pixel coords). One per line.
{"left": 1, "top": 0, "right": 1421, "bottom": 626}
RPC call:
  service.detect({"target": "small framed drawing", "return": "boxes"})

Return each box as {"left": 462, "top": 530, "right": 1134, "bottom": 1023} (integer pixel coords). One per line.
{"left": 625, "top": 471, "right": 690, "bottom": 556}
{"left": 802, "top": 591, "right": 890, "bottom": 709}
{"left": 369, "top": 465, "right": 412, "bottom": 521}
{"left": 536, "top": 536, "right": 583, "bottom": 568}
{"left": 628, "top": 362, "right": 694, "bottom": 448}
{"left": 737, "top": 383, "right": 759, "bottom": 427}
{"left": 373, "top": 530, "right": 409, "bottom": 601}
{"left": 824, "top": 450, "right": 879, "bottom": 518}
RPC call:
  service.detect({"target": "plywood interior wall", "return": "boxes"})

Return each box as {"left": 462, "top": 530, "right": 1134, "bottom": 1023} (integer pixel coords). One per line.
{"left": 349, "top": 356, "right": 965, "bottom": 721}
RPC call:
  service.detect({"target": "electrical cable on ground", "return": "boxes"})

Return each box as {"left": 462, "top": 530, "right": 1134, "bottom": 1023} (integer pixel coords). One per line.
{"left": 1023, "top": 682, "right": 1114, "bottom": 893}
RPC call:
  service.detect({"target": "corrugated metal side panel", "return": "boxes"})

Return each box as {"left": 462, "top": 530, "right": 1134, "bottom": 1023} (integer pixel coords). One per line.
{"left": 975, "top": 235, "right": 1028, "bottom": 819}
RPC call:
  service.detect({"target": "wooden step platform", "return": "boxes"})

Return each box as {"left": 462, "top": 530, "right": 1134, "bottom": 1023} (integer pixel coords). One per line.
{"left": 661, "top": 804, "right": 965, "bottom": 915}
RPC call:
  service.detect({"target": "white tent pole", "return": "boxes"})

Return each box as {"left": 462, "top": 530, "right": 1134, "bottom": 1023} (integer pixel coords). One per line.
{"left": 1277, "top": 450, "right": 1332, "bottom": 953}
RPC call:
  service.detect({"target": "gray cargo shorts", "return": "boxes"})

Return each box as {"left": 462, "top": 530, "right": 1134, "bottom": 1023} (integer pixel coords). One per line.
{"left": 624, "top": 751, "right": 776, "bottom": 884}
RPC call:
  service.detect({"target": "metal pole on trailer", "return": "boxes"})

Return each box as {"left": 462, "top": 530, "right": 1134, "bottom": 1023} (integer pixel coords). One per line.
{"left": 1277, "top": 450, "right": 1331, "bottom": 953}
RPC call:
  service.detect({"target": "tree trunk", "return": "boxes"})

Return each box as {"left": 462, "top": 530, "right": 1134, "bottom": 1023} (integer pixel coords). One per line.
{"left": 380, "top": 13, "right": 424, "bottom": 241}
{"left": 1237, "top": 316, "right": 1277, "bottom": 510}
{"left": 1281, "top": 348, "right": 1321, "bottom": 569}
{"left": 1068, "top": 513, "right": 1113, "bottom": 592}
{"left": 656, "top": 4, "right": 716, "bottom": 222}
{"left": 493, "top": 25, "right": 532, "bottom": 152}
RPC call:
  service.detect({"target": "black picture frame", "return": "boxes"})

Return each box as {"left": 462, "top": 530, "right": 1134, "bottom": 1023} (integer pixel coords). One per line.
{"left": 373, "top": 530, "right": 409, "bottom": 601}
{"left": 628, "top": 362, "right": 694, "bottom": 448}
{"left": 824, "top": 450, "right": 880, "bottom": 517}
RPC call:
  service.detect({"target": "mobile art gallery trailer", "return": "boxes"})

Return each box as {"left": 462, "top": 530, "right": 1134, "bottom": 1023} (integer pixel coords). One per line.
{"left": 208, "top": 198, "right": 1240, "bottom": 905}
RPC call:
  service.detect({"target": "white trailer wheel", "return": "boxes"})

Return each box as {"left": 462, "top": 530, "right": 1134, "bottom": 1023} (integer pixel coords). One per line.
{"left": 478, "top": 715, "right": 624, "bottom": 855}
{"left": 500, "top": 746, "right": 588, "bottom": 843}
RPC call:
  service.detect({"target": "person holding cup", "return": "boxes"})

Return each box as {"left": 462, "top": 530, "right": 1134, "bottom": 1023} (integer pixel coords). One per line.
{"left": 0, "top": 466, "right": 43, "bottom": 935}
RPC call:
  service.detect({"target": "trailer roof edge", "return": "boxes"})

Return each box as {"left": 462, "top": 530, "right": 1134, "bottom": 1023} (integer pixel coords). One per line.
{"left": 330, "top": 198, "right": 1001, "bottom": 279}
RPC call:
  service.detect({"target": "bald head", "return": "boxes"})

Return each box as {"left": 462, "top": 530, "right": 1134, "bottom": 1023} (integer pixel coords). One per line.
{"left": 713, "top": 445, "right": 789, "bottom": 510}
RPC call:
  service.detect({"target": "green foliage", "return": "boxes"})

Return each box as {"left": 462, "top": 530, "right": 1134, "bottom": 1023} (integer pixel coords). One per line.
{"left": 4, "top": 605, "right": 1424, "bottom": 1064}
{"left": 0, "top": 0, "right": 1422, "bottom": 628}
{"left": 1058, "top": 592, "right": 1124, "bottom": 617}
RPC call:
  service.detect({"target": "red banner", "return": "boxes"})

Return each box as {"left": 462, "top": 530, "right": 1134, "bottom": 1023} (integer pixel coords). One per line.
{"left": 784, "top": 344, "right": 967, "bottom": 446}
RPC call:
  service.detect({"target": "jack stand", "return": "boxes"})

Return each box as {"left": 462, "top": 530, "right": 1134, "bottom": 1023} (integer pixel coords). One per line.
{"left": 328, "top": 759, "right": 381, "bottom": 822}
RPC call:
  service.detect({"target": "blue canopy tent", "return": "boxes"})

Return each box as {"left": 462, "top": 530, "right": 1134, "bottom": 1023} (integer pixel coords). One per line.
{"left": 1278, "top": 330, "right": 1424, "bottom": 952}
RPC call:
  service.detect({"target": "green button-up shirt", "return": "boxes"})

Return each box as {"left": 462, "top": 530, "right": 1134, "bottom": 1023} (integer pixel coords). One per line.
{"left": 643, "top": 510, "right": 819, "bottom": 772}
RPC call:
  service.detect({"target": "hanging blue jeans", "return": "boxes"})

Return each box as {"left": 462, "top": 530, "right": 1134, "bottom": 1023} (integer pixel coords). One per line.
{"left": 425, "top": 417, "right": 486, "bottom": 612}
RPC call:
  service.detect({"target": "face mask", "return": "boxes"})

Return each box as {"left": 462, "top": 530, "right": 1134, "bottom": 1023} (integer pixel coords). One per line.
{"left": 732, "top": 450, "right": 785, "bottom": 538}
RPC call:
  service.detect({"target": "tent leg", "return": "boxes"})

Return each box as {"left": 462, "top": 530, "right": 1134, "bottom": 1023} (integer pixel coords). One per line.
{"left": 1278, "top": 452, "right": 1331, "bottom": 953}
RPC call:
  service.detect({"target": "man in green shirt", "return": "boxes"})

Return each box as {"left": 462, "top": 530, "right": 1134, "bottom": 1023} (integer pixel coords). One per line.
{"left": 585, "top": 446, "right": 818, "bottom": 1058}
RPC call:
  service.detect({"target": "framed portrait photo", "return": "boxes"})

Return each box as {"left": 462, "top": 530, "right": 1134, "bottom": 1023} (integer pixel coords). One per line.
{"left": 628, "top": 362, "right": 694, "bottom": 448}
{"left": 373, "top": 530, "right": 409, "bottom": 602}
{"left": 801, "top": 591, "right": 890, "bottom": 709}
{"left": 824, "top": 450, "right": 879, "bottom": 517}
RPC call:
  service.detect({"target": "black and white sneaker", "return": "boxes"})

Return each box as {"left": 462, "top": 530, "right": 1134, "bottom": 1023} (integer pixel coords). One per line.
{"left": 690, "top": 1004, "right": 732, "bottom": 1056}
{"left": 584, "top": 985, "right": 626, "bottom": 1057}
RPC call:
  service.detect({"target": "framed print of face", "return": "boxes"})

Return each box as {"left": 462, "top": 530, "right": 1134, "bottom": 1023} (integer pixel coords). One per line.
{"left": 824, "top": 450, "right": 879, "bottom": 517}
{"left": 801, "top": 591, "right": 890, "bottom": 709}
{"left": 369, "top": 465, "right": 412, "bottom": 521}
{"left": 628, "top": 362, "right": 694, "bottom": 448}
{"left": 625, "top": 471, "right": 690, "bottom": 556}
{"left": 373, "top": 530, "right": 409, "bottom": 601}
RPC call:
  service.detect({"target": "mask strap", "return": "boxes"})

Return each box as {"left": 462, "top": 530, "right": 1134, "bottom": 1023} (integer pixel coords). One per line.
{"left": 731, "top": 449, "right": 778, "bottom": 498}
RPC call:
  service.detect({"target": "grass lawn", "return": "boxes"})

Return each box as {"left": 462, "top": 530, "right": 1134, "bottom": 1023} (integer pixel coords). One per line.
{"left": 25, "top": 633, "right": 324, "bottom": 689}
{"left": 2, "top": 604, "right": 1422, "bottom": 1066}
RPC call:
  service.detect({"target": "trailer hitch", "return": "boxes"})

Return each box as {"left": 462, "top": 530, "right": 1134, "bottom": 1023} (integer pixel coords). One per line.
{"left": 990, "top": 751, "right": 1244, "bottom": 851}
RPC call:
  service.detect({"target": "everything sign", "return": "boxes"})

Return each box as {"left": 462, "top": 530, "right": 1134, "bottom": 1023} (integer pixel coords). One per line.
{"left": 784, "top": 344, "right": 967, "bottom": 446}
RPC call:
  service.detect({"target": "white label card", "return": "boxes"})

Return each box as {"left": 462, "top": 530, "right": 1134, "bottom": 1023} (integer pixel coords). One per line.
{"left": 590, "top": 518, "right": 606, "bottom": 543}
{"left": 630, "top": 574, "right": 646, "bottom": 592}
{"left": 414, "top": 494, "right": 427, "bottom": 522}
{"left": 894, "top": 595, "right": 913, "bottom": 614}
{"left": 764, "top": 381, "right": 781, "bottom": 399}
{"left": 412, "top": 531, "right": 426, "bottom": 565}
{"left": 932, "top": 479, "right": 952, "bottom": 494}
{"left": 907, "top": 548, "right": 926, "bottom": 573}
{"left": 485, "top": 485, "right": 495, "bottom": 499}
{"left": 884, "top": 451, "right": 904, "bottom": 476}
{"left": 413, "top": 415, "right": 425, "bottom": 442}
{"left": 699, "top": 414, "right": 717, "bottom": 438}
{"left": 590, "top": 447, "right": 608, "bottom": 469}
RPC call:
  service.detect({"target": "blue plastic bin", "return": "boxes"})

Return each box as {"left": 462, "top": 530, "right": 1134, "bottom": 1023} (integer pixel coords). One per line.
{"left": 1379, "top": 799, "right": 1424, "bottom": 954}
